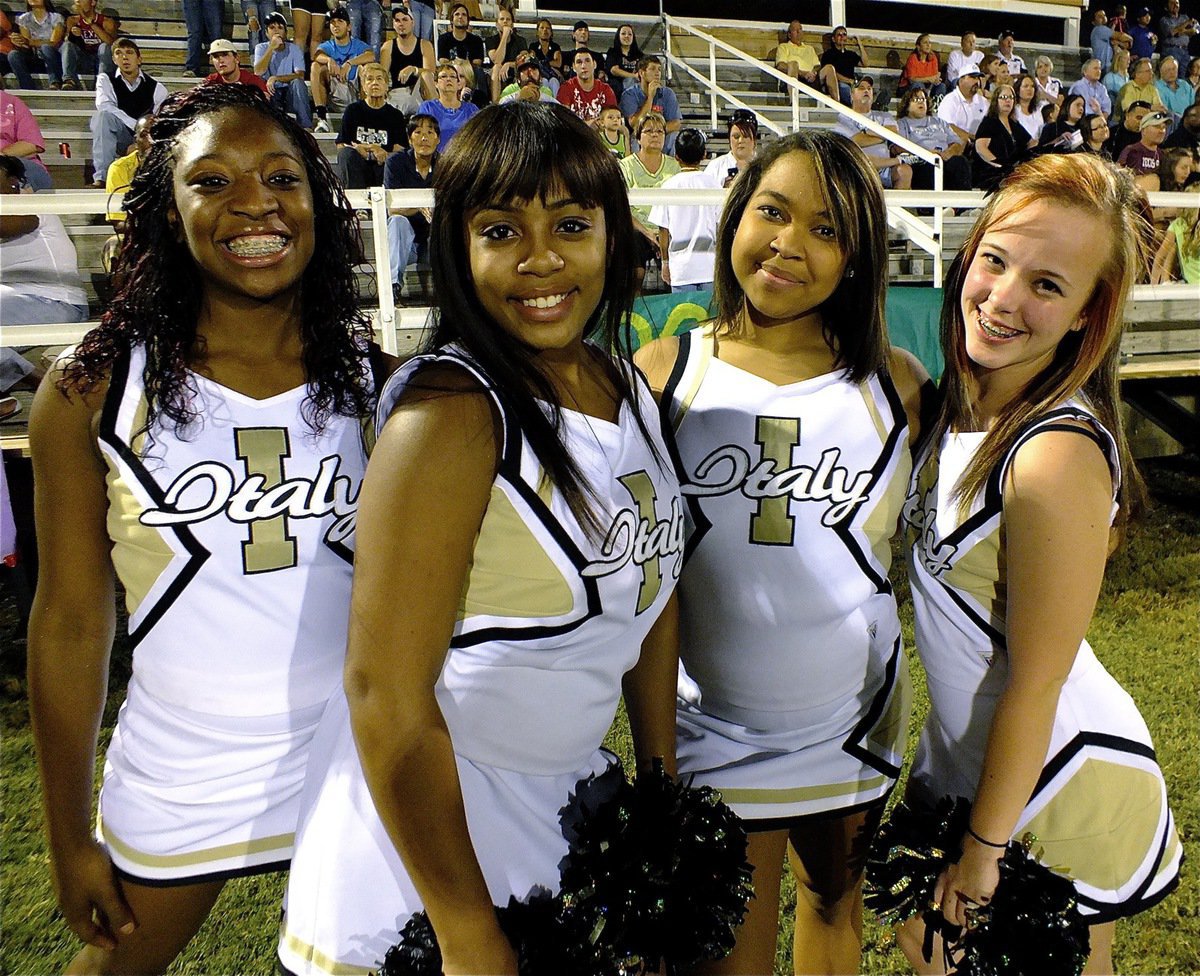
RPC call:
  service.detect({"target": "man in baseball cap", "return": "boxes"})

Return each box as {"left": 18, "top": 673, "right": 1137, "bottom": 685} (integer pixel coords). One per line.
{"left": 252, "top": 12, "right": 312, "bottom": 126}
{"left": 206, "top": 38, "right": 269, "bottom": 93}
{"left": 1117, "top": 109, "right": 1170, "bottom": 188}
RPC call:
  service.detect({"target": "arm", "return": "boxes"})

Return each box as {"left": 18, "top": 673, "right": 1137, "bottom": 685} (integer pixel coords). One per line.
{"left": 4, "top": 139, "right": 46, "bottom": 158}
{"left": 0, "top": 209, "right": 39, "bottom": 239}
{"left": 856, "top": 36, "right": 870, "bottom": 69}
{"left": 95, "top": 73, "right": 138, "bottom": 130}
{"left": 1150, "top": 228, "right": 1180, "bottom": 283}
{"left": 974, "top": 136, "right": 1000, "bottom": 164}
{"left": 345, "top": 374, "right": 518, "bottom": 976}
{"left": 656, "top": 226, "right": 671, "bottom": 285}
{"left": 28, "top": 366, "right": 137, "bottom": 952}
{"left": 935, "top": 430, "right": 1113, "bottom": 927}
{"left": 88, "top": 11, "right": 117, "bottom": 45}
{"left": 886, "top": 346, "right": 933, "bottom": 448}
{"left": 50, "top": 17, "right": 66, "bottom": 46}
{"left": 622, "top": 592, "right": 679, "bottom": 776}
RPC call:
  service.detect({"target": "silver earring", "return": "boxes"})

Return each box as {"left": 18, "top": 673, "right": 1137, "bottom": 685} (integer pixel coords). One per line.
{"left": 844, "top": 268, "right": 855, "bottom": 278}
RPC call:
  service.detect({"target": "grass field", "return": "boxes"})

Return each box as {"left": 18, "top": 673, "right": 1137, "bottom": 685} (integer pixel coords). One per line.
{"left": 1, "top": 457, "right": 1196, "bottom": 976}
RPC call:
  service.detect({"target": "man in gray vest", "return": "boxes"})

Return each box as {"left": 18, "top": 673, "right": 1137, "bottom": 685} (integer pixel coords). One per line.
{"left": 90, "top": 37, "right": 166, "bottom": 187}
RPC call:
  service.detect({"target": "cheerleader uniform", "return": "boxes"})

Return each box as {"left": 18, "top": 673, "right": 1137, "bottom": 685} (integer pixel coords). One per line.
{"left": 278, "top": 347, "right": 684, "bottom": 976}
{"left": 904, "top": 400, "right": 1182, "bottom": 920}
{"left": 95, "top": 345, "right": 370, "bottom": 883}
{"left": 666, "top": 326, "right": 913, "bottom": 823}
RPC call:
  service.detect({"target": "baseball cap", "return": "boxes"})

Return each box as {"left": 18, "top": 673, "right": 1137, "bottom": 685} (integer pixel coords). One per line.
{"left": 263, "top": 12, "right": 288, "bottom": 28}
{"left": 208, "top": 38, "right": 237, "bottom": 55}
{"left": 998, "top": 29, "right": 1015, "bottom": 41}
{"left": 573, "top": 20, "right": 588, "bottom": 31}
{"left": 1140, "top": 110, "right": 1170, "bottom": 129}
{"left": 392, "top": 5, "right": 413, "bottom": 18}
{"left": 959, "top": 66, "right": 983, "bottom": 77}
{"left": 1137, "top": 7, "right": 1152, "bottom": 16}
{"left": 328, "top": 6, "right": 351, "bottom": 23}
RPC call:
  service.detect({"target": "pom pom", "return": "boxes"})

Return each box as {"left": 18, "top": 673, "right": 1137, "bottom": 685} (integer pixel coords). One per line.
{"left": 377, "top": 913, "right": 441, "bottom": 976}
{"left": 865, "top": 797, "right": 1090, "bottom": 976}
{"left": 557, "top": 758, "right": 754, "bottom": 970}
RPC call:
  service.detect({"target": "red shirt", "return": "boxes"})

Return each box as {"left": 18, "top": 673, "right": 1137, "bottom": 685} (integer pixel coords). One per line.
{"left": 205, "top": 69, "right": 269, "bottom": 94}
{"left": 556, "top": 77, "right": 617, "bottom": 122}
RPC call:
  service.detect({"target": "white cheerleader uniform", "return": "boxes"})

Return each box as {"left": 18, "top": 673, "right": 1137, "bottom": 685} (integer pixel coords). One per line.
{"left": 667, "top": 326, "right": 913, "bottom": 822}
{"left": 904, "top": 401, "right": 1182, "bottom": 921}
{"left": 277, "top": 347, "right": 684, "bottom": 976}
{"left": 95, "top": 345, "right": 370, "bottom": 883}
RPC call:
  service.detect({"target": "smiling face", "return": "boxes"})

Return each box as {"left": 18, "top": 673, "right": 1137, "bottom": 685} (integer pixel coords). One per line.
{"left": 1087, "top": 116, "right": 1110, "bottom": 144}
{"left": 731, "top": 151, "right": 848, "bottom": 328}
{"left": 960, "top": 199, "right": 1104, "bottom": 395}
{"left": 467, "top": 190, "right": 607, "bottom": 355}
{"left": 168, "top": 107, "right": 314, "bottom": 306}
{"left": 619, "top": 25, "right": 634, "bottom": 45}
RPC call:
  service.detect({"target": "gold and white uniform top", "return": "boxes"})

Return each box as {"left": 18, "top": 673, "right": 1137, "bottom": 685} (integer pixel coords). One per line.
{"left": 98, "top": 345, "right": 368, "bottom": 717}
{"left": 665, "top": 326, "right": 911, "bottom": 732}
{"left": 904, "top": 400, "right": 1182, "bottom": 920}
{"left": 278, "top": 346, "right": 684, "bottom": 976}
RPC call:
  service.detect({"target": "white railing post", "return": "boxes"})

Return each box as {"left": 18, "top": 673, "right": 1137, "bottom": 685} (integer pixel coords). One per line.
{"left": 368, "top": 187, "right": 398, "bottom": 356}
{"left": 709, "top": 39, "right": 718, "bottom": 132}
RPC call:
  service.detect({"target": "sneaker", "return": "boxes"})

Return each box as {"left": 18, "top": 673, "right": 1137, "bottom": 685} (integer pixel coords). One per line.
{"left": 49, "top": 81, "right": 62, "bottom": 90}
{"left": 62, "top": 79, "right": 80, "bottom": 90}
{"left": 0, "top": 397, "right": 21, "bottom": 422}
{"left": 313, "top": 117, "right": 330, "bottom": 133}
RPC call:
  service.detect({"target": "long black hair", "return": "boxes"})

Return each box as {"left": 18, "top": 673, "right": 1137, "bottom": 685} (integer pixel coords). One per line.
{"left": 426, "top": 101, "right": 656, "bottom": 536}
{"left": 60, "top": 83, "right": 373, "bottom": 435}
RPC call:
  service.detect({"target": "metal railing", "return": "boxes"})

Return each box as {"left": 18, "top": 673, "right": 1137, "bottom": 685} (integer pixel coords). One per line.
{"left": 662, "top": 15, "right": 948, "bottom": 278}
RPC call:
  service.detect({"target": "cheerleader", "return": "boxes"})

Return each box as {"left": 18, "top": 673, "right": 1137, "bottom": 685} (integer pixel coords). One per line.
{"left": 277, "top": 102, "right": 684, "bottom": 976}
{"left": 637, "top": 130, "right": 930, "bottom": 974}
{"left": 898, "top": 153, "right": 1182, "bottom": 973}
{"left": 28, "top": 83, "right": 384, "bottom": 974}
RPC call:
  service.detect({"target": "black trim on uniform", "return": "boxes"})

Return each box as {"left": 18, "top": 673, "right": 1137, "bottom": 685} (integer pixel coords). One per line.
{"left": 662, "top": 329, "right": 712, "bottom": 564}
{"left": 841, "top": 634, "right": 905, "bottom": 779}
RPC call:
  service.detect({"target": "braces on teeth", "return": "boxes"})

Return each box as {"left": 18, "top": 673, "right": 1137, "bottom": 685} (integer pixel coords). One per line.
{"left": 228, "top": 237, "right": 288, "bottom": 257}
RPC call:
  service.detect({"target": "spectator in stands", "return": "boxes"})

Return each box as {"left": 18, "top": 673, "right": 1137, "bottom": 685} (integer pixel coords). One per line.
{"left": 103, "top": 109, "right": 150, "bottom": 230}
{"left": 1159, "top": 144, "right": 1195, "bottom": 192}
{"left": 381, "top": 6, "right": 434, "bottom": 113}
{"left": 182, "top": 0, "right": 223, "bottom": 77}
{"left": 1159, "top": 0, "right": 1197, "bottom": 74}
{"left": 1150, "top": 183, "right": 1200, "bottom": 282}
{"left": 556, "top": 48, "right": 616, "bottom": 125}
{"left": 240, "top": 1, "right": 277, "bottom": 56}
{"left": 564, "top": 20, "right": 605, "bottom": 81}
{"left": 290, "top": 0, "right": 327, "bottom": 68}
{"left": 90, "top": 37, "right": 166, "bottom": 187}
{"left": 1040, "top": 91, "right": 1087, "bottom": 148}
{"left": 774, "top": 20, "right": 839, "bottom": 101}
{"left": 596, "top": 103, "right": 630, "bottom": 157}
{"left": 1156, "top": 56, "right": 1194, "bottom": 127}
{"left": 335, "top": 61, "right": 405, "bottom": 188}
{"left": 820, "top": 25, "right": 868, "bottom": 105}
{"left": 833, "top": 75, "right": 913, "bottom": 190}
{"left": 206, "top": 38, "right": 269, "bottom": 93}
{"left": 1032, "top": 54, "right": 1062, "bottom": 106}
{"left": 1091, "top": 8, "right": 1132, "bottom": 72}
{"left": 994, "top": 29, "right": 1026, "bottom": 75}
{"left": 417, "top": 60, "right": 478, "bottom": 149}
{"left": 312, "top": 6, "right": 375, "bottom": 133}
{"left": 254, "top": 11, "right": 311, "bottom": 128}
{"left": 619, "top": 113, "right": 679, "bottom": 291}
{"left": 938, "top": 65, "right": 988, "bottom": 135}
{"left": 620, "top": 55, "right": 681, "bottom": 154}
{"left": 0, "top": 11, "right": 14, "bottom": 86}
{"left": 1111, "top": 4, "right": 1130, "bottom": 35}
{"left": 0, "top": 155, "right": 88, "bottom": 326}
{"left": 1078, "top": 112, "right": 1113, "bottom": 156}
{"left": 900, "top": 99, "right": 972, "bottom": 182}
{"left": 62, "top": 0, "right": 115, "bottom": 90}
{"left": 0, "top": 90, "right": 53, "bottom": 189}
{"left": 346, "top": 0, "right": 384, "bottom": 60}
{"left": 528, "top": 16, "right": 563, "bottom": 86}
{"left": 898, "top": 33, "right": 946, "bottom": 99}
{"left": 1108, "top": 99, "right": 1152, "bottom": 155}
{"left": 452, "top": 55, "right": 487, "bottom": 108}
{"left": 1118, "top": 108, "right": 1170, "bottom": 189}
{"left": 1185, "top": 52, "right": 1200, "bottom": 89}
{"left": 1164, "top": 101, "right": 1200, "bottom": 149}
{"left": 704, "top": 107, "right": 757, "bottom": 186}
{"left": 604, "top": 23, "right": 642, "bottom": 95}
{"left": 1118, "top": 57, "right": 1166, "bottom": 115}
{"left": 983, "top": 56, "right": 1012, "bottom": 95}
{"left": 1128, "top": 6, "right": 1158, "bottom": 60}
{"left": 947, "top": 30, "right": 983, "bottom": 84}
{"left": 649, "top": 127, "right": 717, "bottom": 293}
{"left": 1069, "top": 58, "right": 1112, "bottom": 118}
{"left": 1013, "top": 74, "right": 1044, "bottom": 140}
{"left": 972, "top": 82, "right": 1034, "bottom": 189}
{"left": 384, "top": 111, "right": 437, "bottom": 298}
{"left": 436, "top": 2, "right": 484, "bottom": 91}
{"left": 482, "top": 4, "right": 524, "bottom": 91}
{"left": 10, "top": 0, "right": 65, "bottom": 90}
{"left": 1103, "top": 47, "right": 1131, "bottom": 107}
{"left": 896, "top": 87, "right": 972, "bottom": 190}
{"left": 497, "top": 51, "right": 553, "bottom": 103}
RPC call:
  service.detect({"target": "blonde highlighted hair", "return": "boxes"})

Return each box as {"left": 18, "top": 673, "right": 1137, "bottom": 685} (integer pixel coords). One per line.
{"left": 934, "top": 153, "right": 1152, "bottom": 524}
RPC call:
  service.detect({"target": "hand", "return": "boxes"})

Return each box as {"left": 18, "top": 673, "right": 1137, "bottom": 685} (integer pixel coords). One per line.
{"left": 340, "top": 63, "right": 351, "bottom": 82}
{"left": 11, "top": 33, "right": 30, "bottom": 49}
{"left": 356, "top": 143, "right": 372, "bottom": 159}
{"left": 267, "top": 76, "right": 278, "bottom": 94}
{"left": 70, "top": 24, "right": 82, "bottom": 37}
{"left": 932, "top": 833, "right": 1003, "bottom": 930}
{"left": 51, "top": 838, "right": 137, "bottom": 951}
{"left": 374, "top": 145, "right": 388, "bottom": 163}
{"left": 420, "top": 207, "right": 433, "bottom": 222}
{"left": 660, "top": 258, "right": 671, "bottom": 285}
{"left": 269, "top": 35, "right": 284, "bottom": 51}
{"left": 646, "top": 81, "right": 659, "bottom": 100}
{"left": 440, "top": 921, "right": 519, "bottom": 976}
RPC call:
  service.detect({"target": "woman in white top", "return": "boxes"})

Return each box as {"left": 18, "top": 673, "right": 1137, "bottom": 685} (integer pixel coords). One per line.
{"left": 1012, "top": 73, "right": 1044, "bottom": 141}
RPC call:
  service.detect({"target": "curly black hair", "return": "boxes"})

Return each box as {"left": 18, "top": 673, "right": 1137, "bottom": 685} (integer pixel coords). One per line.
{"left": 60, "top": 83, "right": 374, "bottom": 435}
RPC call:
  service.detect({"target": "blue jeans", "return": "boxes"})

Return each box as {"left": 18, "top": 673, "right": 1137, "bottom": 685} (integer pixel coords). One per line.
{"left": 906, "top": 78, "right": 947, "bottom": 98}
{"left": 90, "top": 110, "right": 134, "bottom": 182}
{"left": 182, "top": 0, "right": 224, "bottom": 74}
{"left": 837, "top": 81, "right": 851, "bottom": 105}
{"left": 10, "top": 44, "right": 64, "bottom": 87}
{"left": 387, "top": 215, "right": 418, "bottom": 283}
{"left": 347, "top": 0, "right": 384, "bottom": 59}
{"left": 408, "top": 1, "right": 435, "bottom": 42}
{"left": 241, "top": 0, "right": 277, "bottom": 55}
{"left": 62, "top": 42, "right": 112, "bottom": 84}
{"left": 271, "top": 79, "right": 312, "bottom": 127}
{"left": 0, "top": 294, "right": 88, "bottom": 328}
